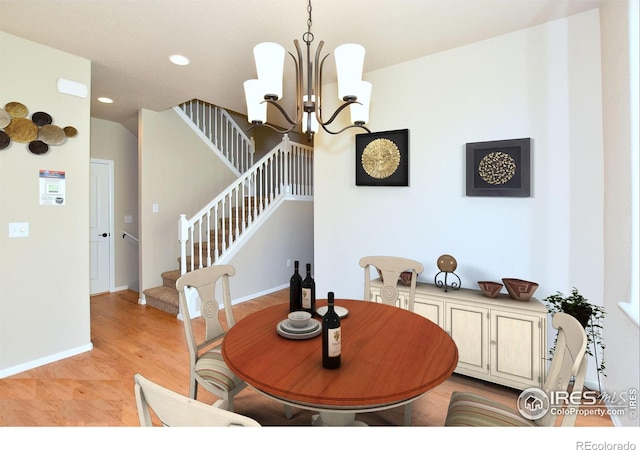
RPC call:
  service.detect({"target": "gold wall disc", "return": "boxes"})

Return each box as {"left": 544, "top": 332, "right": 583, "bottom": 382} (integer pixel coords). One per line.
{"left": 5, "top": 102, "right": 28, "bottom": 118}
{"left": 4, "top": 117, "right": 38, "bottom": 143}
{"left": 361, "top": 138, "right": 401, "bottom": 179}
{"left": 63, "top": 126, "right": 78, "bottom": 137}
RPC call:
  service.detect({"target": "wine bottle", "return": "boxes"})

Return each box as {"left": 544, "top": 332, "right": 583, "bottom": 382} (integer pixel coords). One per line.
{"left": 301, "top": 263, "right": 316, "bottom": 315}
{"left": 289, "top": 261, "right": 302, "bottom": 312}
{"left": 322, "top": 292, "right": 341, "bottom": 369}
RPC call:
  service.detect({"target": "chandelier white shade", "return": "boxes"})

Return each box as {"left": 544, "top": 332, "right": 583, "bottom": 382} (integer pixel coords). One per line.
{"left": 334, "top": 44, "right": 365, "bottom": 101}
{"left": 243, "top": 0, "right": 371, "bottom": 141}
{"left": 349, "top": 80, "right": 372, "bottom": 125}
{"left": 253, "top": 42, "right": 285, "bottom": 100}
{"left": 243, "top": 79, "right": 267, "bottom": 124}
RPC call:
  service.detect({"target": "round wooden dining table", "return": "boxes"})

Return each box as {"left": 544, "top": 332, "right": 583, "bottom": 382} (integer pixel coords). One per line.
{"left": 222, "top": 299, "right": 458, "bottom": 426}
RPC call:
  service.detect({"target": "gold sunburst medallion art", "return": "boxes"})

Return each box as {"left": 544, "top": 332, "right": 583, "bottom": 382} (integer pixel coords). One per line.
{"left": 361, "top": 138, "right": 401, "bottom": 179}
{"left": 478, "top": 151, "right": 516, "bottom": 185}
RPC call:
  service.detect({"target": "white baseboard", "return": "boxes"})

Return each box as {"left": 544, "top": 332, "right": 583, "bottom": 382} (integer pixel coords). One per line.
{"left": 0, "top": 342, "right": 93, "bottom": 379}
{"left": 232, "top": 284, "right": 289, "bottom": 306}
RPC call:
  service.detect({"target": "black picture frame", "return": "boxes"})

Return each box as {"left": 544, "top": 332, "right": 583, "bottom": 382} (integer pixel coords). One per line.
{"left": 355, "top": 129, "right": 409, "bottom": 186}
{"left": 465, "top": 138, "right": 531, "bottom": 197}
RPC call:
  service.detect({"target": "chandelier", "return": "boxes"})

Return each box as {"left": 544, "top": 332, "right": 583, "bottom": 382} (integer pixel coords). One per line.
{"left": 243, "top": 0, "right": 371, "bottom": 142}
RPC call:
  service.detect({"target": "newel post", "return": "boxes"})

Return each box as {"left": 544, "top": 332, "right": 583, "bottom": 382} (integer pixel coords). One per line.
{"left": 178, "top": 214, "right": 188, "bottom": 275}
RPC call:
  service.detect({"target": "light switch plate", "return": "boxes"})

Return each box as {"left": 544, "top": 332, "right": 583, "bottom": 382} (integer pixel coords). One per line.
{"left": 9, "top": 222, "right": 29, "bottom": 238}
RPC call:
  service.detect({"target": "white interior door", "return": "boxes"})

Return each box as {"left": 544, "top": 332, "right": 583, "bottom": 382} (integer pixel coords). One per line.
{"left": 90, "top": 160, "right": 113, "bottom": 294}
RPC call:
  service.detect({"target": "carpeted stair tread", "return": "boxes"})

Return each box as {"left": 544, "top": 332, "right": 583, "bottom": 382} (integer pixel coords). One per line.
{"left": 161, "top": 269, "right": 181, "bottom": 288}
{"left": 143, "top": 285, "right": 178, "bottom": 316}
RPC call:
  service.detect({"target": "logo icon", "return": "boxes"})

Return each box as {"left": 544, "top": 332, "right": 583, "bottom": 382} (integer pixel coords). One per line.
{"left": 517, "top": 387, "right": 549, "bottom": 420}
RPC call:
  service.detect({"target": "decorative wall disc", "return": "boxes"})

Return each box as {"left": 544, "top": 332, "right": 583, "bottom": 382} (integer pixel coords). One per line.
{"left": 0, "top": 130, "right": 10, "bottom": 150}
{"left": 4, "top": 117, "right": 38, "bottom": 143}
{"left": 5, "top": 102, "right": 28, "bottom": 118}
{"left": 32, "top": 111, "right": 53, "bottom": 126}
{"left": 28, "top": 140, "right": 49, "bottom": 155}
{"left": 63, "top": 126, "right": 78, "bottom": 137}
{"left": 39, "top": 124, "right": 66, "bottom": 145}
{"left": 361, "top": 138, "right": 401, "bottom": 179}
{"left": 0, "top": 108, "right": 11, "bottom": 128}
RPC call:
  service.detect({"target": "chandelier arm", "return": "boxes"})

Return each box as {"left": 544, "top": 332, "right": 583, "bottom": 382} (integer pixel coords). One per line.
{"left": 293, "top": 40, "right": 304, "bottom": 123}
{"left": 320, "top": 122, "right": 371, "bottom": 135}
{"left": 314, "top": 44, "right": 327, "bottom": 121}
{"left": 254, "top": 120, "right": 298, "bottom": 135}
{"left": 317, "top": 100, "right": 358, "bottom": 127}
{"left": 263, "top": 99, "right": 299, "bottom": 126}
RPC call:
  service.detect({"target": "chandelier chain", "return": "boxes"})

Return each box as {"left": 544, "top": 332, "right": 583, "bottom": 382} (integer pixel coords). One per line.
{"left": 304, "top": 0, "right": 314, "bottom": 44}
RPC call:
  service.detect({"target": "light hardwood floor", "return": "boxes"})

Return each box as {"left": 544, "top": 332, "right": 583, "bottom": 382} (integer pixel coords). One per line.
{"left": 0, "top": 289, "right": 612, "bottom": 427}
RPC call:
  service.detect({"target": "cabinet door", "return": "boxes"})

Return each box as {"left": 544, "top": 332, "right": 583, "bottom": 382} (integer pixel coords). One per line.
{"left": 446, "top": 302, "right": 490, "bottom": 376}
{"left": 490, "top": 309, "right": 543, "bottom": 389}
{"left": 414, "top": 294, "right": 444, "bottom": 327}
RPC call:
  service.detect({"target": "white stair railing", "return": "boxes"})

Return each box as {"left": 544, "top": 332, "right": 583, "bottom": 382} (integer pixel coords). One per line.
{"left": 178, "top": 134, "right": 313, "bottom": 274}
{"left": 178, "top": 99, "right": 254, "bottom": 173}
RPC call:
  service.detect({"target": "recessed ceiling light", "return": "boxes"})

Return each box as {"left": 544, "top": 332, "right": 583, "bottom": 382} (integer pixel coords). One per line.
{"left": 98, "top": 97, "right": 114, "bottom": 104}
{"left": 169, "top": 54, "right": 190, "bottom": 66}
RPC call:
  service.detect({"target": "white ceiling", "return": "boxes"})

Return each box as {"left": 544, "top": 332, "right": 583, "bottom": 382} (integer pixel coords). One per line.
{"left": 0, "top": 0, "right": 602, "bottom": 133}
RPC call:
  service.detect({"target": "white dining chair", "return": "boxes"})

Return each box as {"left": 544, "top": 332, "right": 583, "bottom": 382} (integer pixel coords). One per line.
{"left": 133, "top": 373, "right": 260, "bottom": 427}
{"left": 359, "top": 255, "right": 424, "bottom": 425}
{"left": 176, "top": 264, "right": 292, "bottom": 418}
{"left": 444, "top": 312, "right": 589, "bottom": 426}
{"left": 176, "top": 265, "right": 247, "bottom": 411}
{"left": 360, "top": 255, "right": 424, "bottom": 311}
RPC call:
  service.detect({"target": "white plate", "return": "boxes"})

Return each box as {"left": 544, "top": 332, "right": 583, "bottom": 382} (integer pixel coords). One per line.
{"left": 276, "top": 319, "right": 321, "bottom": 340}
{"left": 315, "top": 305, "right": 349, "bottom": 318}
{"left": 281, "top": 318, "right": 320, "bottom": 334}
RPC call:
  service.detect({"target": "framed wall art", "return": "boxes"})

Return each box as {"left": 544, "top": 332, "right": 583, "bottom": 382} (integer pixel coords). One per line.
{"left": 355, "top": 129, "right": 409, "bottom": 186}
{"left": 465, "top": 137, "right": 531, "bottom": 197}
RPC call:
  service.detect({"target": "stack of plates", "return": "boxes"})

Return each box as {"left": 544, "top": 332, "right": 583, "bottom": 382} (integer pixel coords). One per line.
{"left": 276, "top": 318, "right": 321, "bottom": 340}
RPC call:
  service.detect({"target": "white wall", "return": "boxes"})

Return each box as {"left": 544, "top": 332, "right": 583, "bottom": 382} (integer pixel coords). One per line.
{"left": 599, "top": 0, "right": 639, "bottom": 427}
{"left": 228, "top": 199, "right": 314, "bottom": 301}
{"left": 0, "top": 32, "right": 92, "bottom": 374}
{"left": 138, "top": 108, "right": 238, "bottom": 296}
{"left": 314, "top": 11, "right": 606, "bottom": 384}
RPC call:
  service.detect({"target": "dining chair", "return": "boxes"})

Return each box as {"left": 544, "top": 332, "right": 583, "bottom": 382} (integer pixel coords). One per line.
{"left": 176, "top": 264, "right": 293, "bottom": 418}
{"left": 359, "top": 255, "right": 424, "bottom": 426}
{"left": 444, "top": 312, "right": 589, "bottom": 426}
{"left": 133, "top": 373, "right": 260, "bottom": 427}
{"left": 175, "top": 264, "right": 247, "bottom": 412}
{"left": 359, "top": 255, "right": 424, "bottom": 311}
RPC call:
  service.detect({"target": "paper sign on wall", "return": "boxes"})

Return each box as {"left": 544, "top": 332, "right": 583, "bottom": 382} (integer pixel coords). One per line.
{"left": 39, "top": 170, "right": 66, "bottom": 205}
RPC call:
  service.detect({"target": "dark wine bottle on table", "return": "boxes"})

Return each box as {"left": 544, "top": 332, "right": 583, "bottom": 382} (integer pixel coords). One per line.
{"left": 301, "top": 263, "right": 316, "bottom": 315}
{"left": 289, "top": 260, "right": 302, "bottom": 312}
{"left": 322, "top": 292, "right": 341, "bottom": 369}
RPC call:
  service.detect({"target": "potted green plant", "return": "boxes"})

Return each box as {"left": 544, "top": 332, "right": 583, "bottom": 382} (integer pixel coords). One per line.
{"left": 543, "top": 287, "right": 606, "bottom": 390}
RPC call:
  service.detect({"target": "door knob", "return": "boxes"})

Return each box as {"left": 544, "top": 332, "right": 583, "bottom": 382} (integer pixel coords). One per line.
{"left": 100, "top": 232, "right": 109, "bottom": 237}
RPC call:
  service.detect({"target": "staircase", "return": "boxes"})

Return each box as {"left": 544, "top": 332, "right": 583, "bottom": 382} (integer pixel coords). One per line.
{"left": 142, "top": 100, "right": 313, "bottom": 316}
{"left": 142, "top": 195, "right": 263, "bottom": 315}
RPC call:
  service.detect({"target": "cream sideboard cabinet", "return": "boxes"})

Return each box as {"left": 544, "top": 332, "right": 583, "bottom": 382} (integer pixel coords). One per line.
{"left": 369, "top": 280, "right": 548, "bottom": 390}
